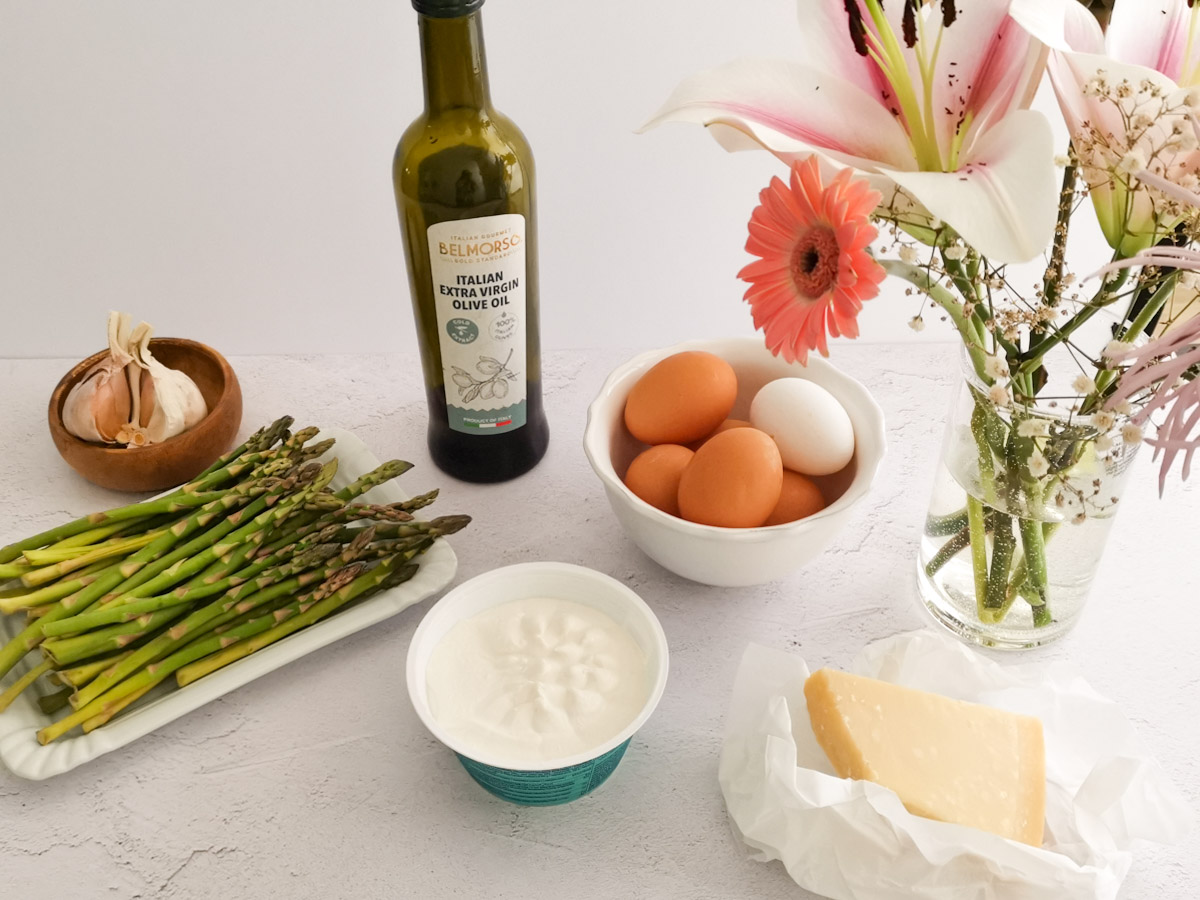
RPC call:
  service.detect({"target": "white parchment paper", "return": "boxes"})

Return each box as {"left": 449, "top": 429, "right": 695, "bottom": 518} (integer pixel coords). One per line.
{"left": 719, "top": 630, "right": 1193, "bottom": 900}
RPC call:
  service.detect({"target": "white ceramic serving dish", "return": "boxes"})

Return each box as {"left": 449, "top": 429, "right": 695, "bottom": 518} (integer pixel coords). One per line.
{"left": 583, "top": 337, "right": 886, "bottom": 587}
{"left": 407, "top": 562, "right": 669, "bottom": 805}
{"left": 0, "top": 428, "right": 458, "bottom": 780}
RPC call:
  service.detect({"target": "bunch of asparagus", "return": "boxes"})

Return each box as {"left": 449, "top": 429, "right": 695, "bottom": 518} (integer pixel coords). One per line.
{"left": 0, "top": 417, "right": 469, "bottom": 744}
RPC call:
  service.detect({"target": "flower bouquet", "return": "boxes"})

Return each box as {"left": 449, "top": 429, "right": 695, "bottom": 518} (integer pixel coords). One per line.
{"left": 645, "top": 0, "right": 1200, "bottom": 646}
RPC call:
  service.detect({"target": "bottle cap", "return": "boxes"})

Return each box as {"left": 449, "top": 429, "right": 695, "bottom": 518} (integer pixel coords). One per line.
{"left": 412, "top": 0, "right": 484, "bottom": 17}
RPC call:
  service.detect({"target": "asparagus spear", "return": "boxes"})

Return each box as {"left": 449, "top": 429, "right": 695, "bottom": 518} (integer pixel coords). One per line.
{"left": 0, "top": 660, "right": 53, "bottom": 713}
{"left": 252, "top": 461, "right": 416, "bottom": 555}
{"left": 0, "top": 467, "right": 303, "bottom": 680}
{"left": 38, "top": 565, "right": 369, "bottom": 744}
{"left": 56, "top": 652, "right": 133, "bottom": 688}
{"left": 82, "top": 684, "right": 153, "bottom": 733}
{"left": 0, "top": 560, "right": 117, "bottom": 615}
{"left": 177, "top": 558, "right": 420, "bottom": 688}
{"left": 66, "top": 464, "right": 340, "bottom": 709}
{"left": 90, "top": 462, "right": 339, "bottom": 611}
{"left": 192, "top": 416, "right": 293, "bottom": 480}
{"left": 23, "top": 531, "right": 163, "bottom": 566}
{"left": 42, "top": 607, "right": 191, "bottom": 667}
{"left": 3, "top": 421, "right": 468, "bottom": 743}
{"left": 0, "top": 487, "right": 267, "bottom": 566}
{"left": 20, "top": 531, "right": 163, "bottom": 587}
{"left": 47, "top": 518, "right": 156, "bottom": 551}
{"left": 335, "top": 515, "right": 472, "bottom": 543}
{"left": 39, "top": 688, "right": 73, "bottom": 716}
{"left": 40, "top": 544, "right": 345, "bottom": 637}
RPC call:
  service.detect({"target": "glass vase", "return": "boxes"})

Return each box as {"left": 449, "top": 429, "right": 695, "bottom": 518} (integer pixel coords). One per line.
{"left": 916, "top": 366, "right": 1140, "bottom": 649}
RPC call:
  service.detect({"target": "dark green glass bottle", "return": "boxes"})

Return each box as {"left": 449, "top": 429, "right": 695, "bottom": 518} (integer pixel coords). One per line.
{"left": 394, "top": 0, "right": 549, "bottom": 483}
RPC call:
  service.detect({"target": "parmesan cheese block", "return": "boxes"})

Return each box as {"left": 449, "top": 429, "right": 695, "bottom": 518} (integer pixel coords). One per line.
{"left": 804, "top": 668, "right": 1046, "bottom": 846}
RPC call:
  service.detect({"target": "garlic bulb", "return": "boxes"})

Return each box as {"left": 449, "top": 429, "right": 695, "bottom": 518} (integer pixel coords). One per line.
{"left": 61, "top": 312, "right": 209, "bottom": 447}
{"left": 61, "top": 313, "right": 136, "bottom": 443}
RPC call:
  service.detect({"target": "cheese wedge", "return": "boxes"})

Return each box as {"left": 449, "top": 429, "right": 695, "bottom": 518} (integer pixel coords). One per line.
{"left": 804, "top": 668, "right": 1045, "bottom": 846}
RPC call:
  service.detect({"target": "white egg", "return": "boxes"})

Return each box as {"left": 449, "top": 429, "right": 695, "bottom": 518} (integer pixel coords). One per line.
{"left": 749, "top": 378, "right": 854, "bottom": 476}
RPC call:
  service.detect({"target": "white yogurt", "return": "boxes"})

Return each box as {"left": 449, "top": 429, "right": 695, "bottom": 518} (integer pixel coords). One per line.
{"left": 425, "top": 596, "right": 650, "bottom": 763}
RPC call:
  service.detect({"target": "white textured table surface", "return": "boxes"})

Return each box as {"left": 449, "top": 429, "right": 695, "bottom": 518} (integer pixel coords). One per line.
{"left": 0, "top": 345, "right": 1195, "bottom": 899}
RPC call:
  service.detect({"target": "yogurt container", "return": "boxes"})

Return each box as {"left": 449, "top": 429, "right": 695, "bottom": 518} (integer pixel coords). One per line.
{"left": 406, "top": 562, "right": 670, "bottom": 806}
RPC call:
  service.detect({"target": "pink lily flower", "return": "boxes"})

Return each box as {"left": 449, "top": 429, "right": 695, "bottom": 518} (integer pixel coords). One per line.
{"left": 1012, "top": 0, "right": 1200, "bottom": 254}
{"left": 642, "top": 0, "right": 1059, "bottom": 264}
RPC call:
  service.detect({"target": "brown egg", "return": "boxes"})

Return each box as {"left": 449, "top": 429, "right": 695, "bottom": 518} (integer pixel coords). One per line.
{"left": 624, "top": 444, "right": 694, "bottom": 517}
{"left": 763, "top": 470, "right": 826, "bottom": 525}
{"left": 624, "top": 352, "right": 738, "bottom": 445}
{"left": 678, "top": 428, "right": 783, "bottom": 528}
{"left": 688, "top": 418, "right": 752, "bottom": 451}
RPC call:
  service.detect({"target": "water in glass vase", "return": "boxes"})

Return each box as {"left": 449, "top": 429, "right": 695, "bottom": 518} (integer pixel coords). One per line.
{"left": 916, "top": 375, "right": 1140, "bottom": 650}
{"left": 918, "top": 461, "right": 1123, "bottom": 648}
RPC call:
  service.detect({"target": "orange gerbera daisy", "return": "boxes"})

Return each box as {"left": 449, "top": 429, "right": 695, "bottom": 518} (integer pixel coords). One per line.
{"left": 738, "top": 156, "right": 884, "bottom": 365}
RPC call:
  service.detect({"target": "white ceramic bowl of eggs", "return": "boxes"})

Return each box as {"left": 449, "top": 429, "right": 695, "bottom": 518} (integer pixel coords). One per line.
{"left": 583, "top": 337, "right": 886, "bottom": 587}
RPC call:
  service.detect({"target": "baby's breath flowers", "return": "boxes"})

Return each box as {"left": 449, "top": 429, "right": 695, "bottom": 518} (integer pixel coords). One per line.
{"left": 1017, "top": 418, "right": 1051, "bottom": 438}
{"left": 984, "top": 355, "right": 1011, "bottom": 382}
{"left": 1027, "top": 450, "right": 1050, "bottom": 478}
{"left": 1122, "top": 423, "right": 1145, "bottom": 444}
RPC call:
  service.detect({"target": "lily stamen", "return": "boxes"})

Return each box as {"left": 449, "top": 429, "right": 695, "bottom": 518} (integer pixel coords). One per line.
{"left": 854, "top": 0, "right": 946, "bottom": 171}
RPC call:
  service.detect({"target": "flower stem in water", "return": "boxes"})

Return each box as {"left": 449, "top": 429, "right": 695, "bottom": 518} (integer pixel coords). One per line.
{"left": 966, "top": 495, "right": 990, "bottom": 618}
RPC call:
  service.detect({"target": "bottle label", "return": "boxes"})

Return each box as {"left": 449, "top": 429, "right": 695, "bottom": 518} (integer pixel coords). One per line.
{"left": 427, "top": 214, "right": 527, "bottom": 435}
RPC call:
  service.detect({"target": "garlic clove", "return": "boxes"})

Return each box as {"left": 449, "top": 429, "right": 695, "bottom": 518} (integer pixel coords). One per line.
{"left": 61, "top": 312, "right": 138, "bottom": 444}
{"left": 129, "top": 327, "right": 209, "bottom": 444}
{"left": 91, "top": 369, "right": 133, "bottom": 441}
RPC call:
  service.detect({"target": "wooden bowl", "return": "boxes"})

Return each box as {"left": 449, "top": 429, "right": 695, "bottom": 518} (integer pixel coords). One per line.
{"left": 48, "top": 339, "right": 243, "bottom": 493}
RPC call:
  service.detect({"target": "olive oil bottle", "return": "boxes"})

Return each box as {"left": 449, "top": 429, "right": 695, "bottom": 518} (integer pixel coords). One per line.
{"left": 394, "top": 0, "right": 549, "bottom": 483}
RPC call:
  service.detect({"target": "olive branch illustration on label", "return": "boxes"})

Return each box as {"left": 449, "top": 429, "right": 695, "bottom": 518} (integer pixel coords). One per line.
{"left": 450, "top": 348, "right": 519, "bottom": 403}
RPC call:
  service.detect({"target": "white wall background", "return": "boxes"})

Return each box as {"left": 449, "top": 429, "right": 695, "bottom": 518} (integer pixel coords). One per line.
{"left": 0, "top": 0, "right": 1067, "bottom": 360}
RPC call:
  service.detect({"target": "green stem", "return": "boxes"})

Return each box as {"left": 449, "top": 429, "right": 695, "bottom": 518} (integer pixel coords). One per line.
{"left": 965, "top": 496, "right": 990, "bottom": 619}
{"left": 1089, "top": 272, "right": 1181, "bottom": 409}
{"left": 925, "top": 509, "right": 968, "bottom": 537}
{"left": 984, "top": 514, "right": 1016, "bottom": 611}
{"left": 1017, "top": 265, "right": 1129, "bottom": 378}
{"left": 880, "top": 259, "right": 988, "bottom": 379}
{"left": 971, "top": 403, "right": 998, "bottom": 505}
{"left": 1017, "top": 513, "right": 1050, "bottom": 626}
{"left": 924, "top": 525, "right": 971, "bottom": 578}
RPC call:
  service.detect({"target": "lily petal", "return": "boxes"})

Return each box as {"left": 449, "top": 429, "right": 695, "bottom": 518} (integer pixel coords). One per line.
{"left": 1009, "top": 0, "right": 1104, "bottom": 53}
{"left": 640, "top": 58, "right": 914, "bottom": 171}
{"left": 924, "top": 0, "right": 1044, "bottom": 158}
{"left": 791, "top": 0, "right": 893, "bottom": 106}
{"left": 882, "top": 110, "right": 1057, "bottom": 263}
{"left": 1108, "top": 0, "right": 1193, "bottom": 83}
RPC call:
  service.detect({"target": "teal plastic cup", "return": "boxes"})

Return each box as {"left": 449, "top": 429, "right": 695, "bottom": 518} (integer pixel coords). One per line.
{"left": 406, "top": 562, "right": 670, "bottom": 806}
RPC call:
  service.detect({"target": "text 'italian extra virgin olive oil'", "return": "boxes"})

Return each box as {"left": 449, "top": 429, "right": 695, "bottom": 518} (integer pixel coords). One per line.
{"left": 394, "top": 0, "right": 549, "bottom": 483}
